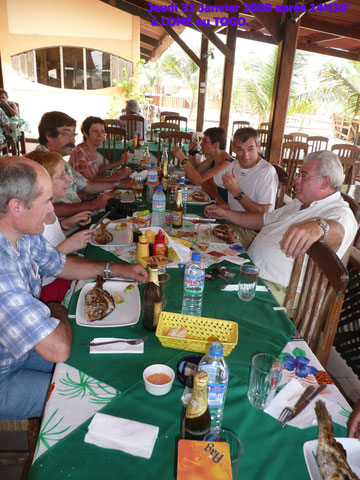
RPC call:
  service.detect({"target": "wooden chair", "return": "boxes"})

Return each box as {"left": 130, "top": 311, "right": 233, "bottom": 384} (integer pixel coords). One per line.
{"left": 150, "top": 122, "right": 179, "bottom": 142}
{"left": 119, "top": 114, "right": 145, "bottom": 141}
{"left": 259, "top": 121, "right": 269, "bottom": 130}
{"left": 331, "top": 144, "right": 360, "bottom": 187}
{"left": 270, "top": 163, "right": 288, "bottom": 208}
{"left": 104, "top": 119, "right": 121, "bottom": 129}
{"left": 283, "top": 241, "right": 349, "bottom": 366}
{"left": 307, "top": 136, "right": 329, "bottom": 153}
{"left": 0, "top": 418, "right": 40, "bottom": 479}
{"left": 157, "top": 131, "right": 192, "bottom": 167}
{"left": 0, "top": 142, "right": 9, "bottom": 156}
{"left": 281, "top": 141, "right": 308, "bottom": 197}
{"left": 102, "top": 127, "right": 127, "bottom": 164}
{"left": 232, "top": 120, "right": 250, "bottom": 136}
{"left": 284, "top": 132, "right": 309, "bottom": 143}
{"left": 257, "top": 129, "right": 269, "bottom": 159}
{"left": 159, "top": 111, "right": 179, "bottom": 122}
{"left": 164, "top": 115, "right": 188, "bottom": 132}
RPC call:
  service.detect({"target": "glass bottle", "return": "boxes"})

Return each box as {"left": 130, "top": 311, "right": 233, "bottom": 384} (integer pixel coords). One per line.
{"left": 160, "top": 150, "right": 169, "bottom": 192}
{"left": 142, "top": 266, "right": 162, "bottom": 332}
{"left": 172, "top": 187, "right": 183, "bottom": 229}
{"left": 182, "top": 371, "right": 211, "bottom": 441}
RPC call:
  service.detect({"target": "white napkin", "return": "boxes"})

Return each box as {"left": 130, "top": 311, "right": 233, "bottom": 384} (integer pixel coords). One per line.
{"left": 140, "top": 226, "right": 192, "bottom": 263}
{"left": 224, "top": 257, "right": 250, "bottom": 266}
{"left": 221, "top": 284, "right": 268, "bottom": 292}
{"left": 89, "top": 338, "right": 144, "bottom": 354}
{"left": 85, "top": 412, "right": 159, "bottom": 458}
{"left": 264, "top": 379, "right": 338, "bottom": 429}
{"left": 130, "top": 169, "right": 148, "bottom": 180}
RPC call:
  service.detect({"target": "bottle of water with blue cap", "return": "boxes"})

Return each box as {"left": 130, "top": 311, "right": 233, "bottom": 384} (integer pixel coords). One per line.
{"left": 181, "top": 252, "right": 205, "bottom": 317}
{"left": 198, "top": 341, "right": 229, "bottom": 434}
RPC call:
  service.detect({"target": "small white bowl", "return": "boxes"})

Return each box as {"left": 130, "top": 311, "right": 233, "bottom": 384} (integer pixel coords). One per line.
{"left": 143, "top": 364, "right": 175, "bottom": 396}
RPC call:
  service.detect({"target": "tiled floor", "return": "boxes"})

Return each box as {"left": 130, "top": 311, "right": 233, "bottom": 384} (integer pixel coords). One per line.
{"left": 326, "top": 346, "right": 360, "bottom": 405}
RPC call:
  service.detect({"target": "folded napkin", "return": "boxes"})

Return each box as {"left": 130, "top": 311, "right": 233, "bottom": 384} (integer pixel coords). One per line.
{"left": 89, "top": 338, "right": 144, "bottom": 354}
{"left": 221, "top": 284, "right": 268, "bottom": 292}
{"left": 264, "top": 378, "right": 338, "bottom": 429}
{"left": 85, "top": 412, "right": 159, "bottom": 458}
{"left": 224, "top": 257, "right": 250, "bottom": 266}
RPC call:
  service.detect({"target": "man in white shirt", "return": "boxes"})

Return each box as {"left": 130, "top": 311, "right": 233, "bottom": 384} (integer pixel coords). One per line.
{"left": 205, "top": 151, "right": 358, "bottom": 290}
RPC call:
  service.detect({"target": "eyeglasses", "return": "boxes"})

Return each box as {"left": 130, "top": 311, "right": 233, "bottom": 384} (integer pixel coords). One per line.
{"left": 295, "top": 172, "right": 324, "bottom": 180}
{"left": 53, "top": 172, "right": 69, "bottom": 181}
{"left": 57, "top": 131, "right": 77, "bottom": 138}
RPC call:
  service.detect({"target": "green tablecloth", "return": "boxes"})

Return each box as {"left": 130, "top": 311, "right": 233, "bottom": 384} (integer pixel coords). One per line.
{"left": 29, "top": 208, "right": 347, "bottom": 480}
{"left": 100, "top": 141, "right": 160, "bottom": 163}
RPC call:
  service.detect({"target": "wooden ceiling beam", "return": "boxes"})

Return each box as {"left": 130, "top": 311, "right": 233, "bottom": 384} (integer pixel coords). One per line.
{"left": 236, "top": 29, "right": 277, "bottom": 45}
{"left": 306, "top": 32, "right": 341, "bottom": 44}
{"left": 297, "top": 41, "right": 360, "bottom": 61}
{"left": 238, "top": 0, "right": 282, "bottom": 43}
{"left": 300, "top": 16, "right": 360, "bottom": 41}
{"left": 140, "top": 34, "right": 158, "bottom": 46}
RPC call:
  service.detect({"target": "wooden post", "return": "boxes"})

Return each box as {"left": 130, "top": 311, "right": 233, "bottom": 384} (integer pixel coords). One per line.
{"left": 219, "top": 19, "right": 238, "bottom": 142}
{"left": 267, "top": 15, "right": 300, "bottom": 165}
{"left": 0, "top": 51, "right": 3, "bottom": 89}
{"left": 196, "top": 35, "right": 208, "bottom": 133}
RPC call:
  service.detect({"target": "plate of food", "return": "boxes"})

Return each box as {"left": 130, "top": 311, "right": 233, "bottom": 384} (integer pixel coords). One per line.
{"left": 187, "top": 187, "right": 212, "bottom": 205}
{"left": 211, "top": 224, "right": 239, "bottom": 244}
{"left": 112, "top": 189, "right": 135, "bottom": 203}
{"left": 90, "top": 222, "right": 133, "bottom": 247}
{"left": 303, "top": 400, "right": 360, "bottom": 480}
{"left": 76, "top": 278, "right": 140, "bottom": 327}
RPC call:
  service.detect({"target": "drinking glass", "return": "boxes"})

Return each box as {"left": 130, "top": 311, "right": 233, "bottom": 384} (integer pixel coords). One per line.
{"left": 196, "top": 224, "right": 212, "bottom": 254}
{"left": 133, "top": 175, "right": 144, "bottom": 201}
{"left": 247, "top": 353, "right": 282, "bottom": 410}
{"left": 238, "top": 264, "right": 259, "bottom": 301}
{"left": 159, "top": 273, "right": 170, "bottom": 310}
{"left": 164, "top": 211, "right": 173, "bottom": 234}
{"left": 203, "top": 428, "right": 243, "bottom": 479}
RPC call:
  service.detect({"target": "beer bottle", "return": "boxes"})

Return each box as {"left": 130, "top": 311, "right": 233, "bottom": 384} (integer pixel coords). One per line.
{"left": 160, "top": 152, "right": 169, "bottom": 192}
{"left": 182, "top": 371, "right": 211, "bottom": 440}
{"left": 172, "top": 187, "right": 183, "bottom": 229}
{"left": 142, "top": 266, "right": 162, "bottom": 332}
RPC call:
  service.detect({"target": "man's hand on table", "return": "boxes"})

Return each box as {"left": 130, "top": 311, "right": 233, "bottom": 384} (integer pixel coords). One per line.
{"left": 204, "top": 204, "right": 229, "bottom": 218}
{"left": 280, "top": 220, "right": 324, "bottom": 258}
{"left": 112, "top": 264, "right": 148, "bottom": 284}
{"left": 348, "top": 400, "right": 360, "bottom": 439}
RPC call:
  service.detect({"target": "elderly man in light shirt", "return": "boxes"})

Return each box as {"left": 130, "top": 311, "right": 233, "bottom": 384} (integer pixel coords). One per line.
{"left": 205, "top": 151, "right": 358, "bottom": 300}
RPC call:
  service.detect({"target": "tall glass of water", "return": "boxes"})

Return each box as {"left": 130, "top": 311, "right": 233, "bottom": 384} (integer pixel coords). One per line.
{"left": 238, "top": 264, "right": 259, "bottom": 301}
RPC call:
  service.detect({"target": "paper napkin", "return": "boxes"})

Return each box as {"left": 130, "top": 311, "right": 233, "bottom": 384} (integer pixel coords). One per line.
{"left": 221, "top": 284, "right": 269, "bottom": 292}
{"left": 224, "top": 257, "right": 250, "bottom": 267}
{"left": 89, "top": 338, "right": 144, "bottom": 354}
{"left": 85, "top": 412, "right": 159, "bottom": 458}
{"left": 264, "top": 378, "right": 339, "bottom": 429}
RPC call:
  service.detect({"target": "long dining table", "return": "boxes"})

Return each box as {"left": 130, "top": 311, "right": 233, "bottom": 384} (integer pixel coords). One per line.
{"left": 29, "top": 200, "right": 351, "bottom": 480}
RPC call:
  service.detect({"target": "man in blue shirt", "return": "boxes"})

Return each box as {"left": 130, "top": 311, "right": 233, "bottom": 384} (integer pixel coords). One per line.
{"left": 0, "top": 157, "right": 147, "bottom": 419}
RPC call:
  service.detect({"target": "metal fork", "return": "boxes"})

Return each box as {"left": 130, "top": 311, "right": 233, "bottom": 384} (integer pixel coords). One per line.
{"left": 84, "top": 335, "right": 148, "bottom": 347}
{"left": 278, "top": 386, "right": 315, "bottom": 426}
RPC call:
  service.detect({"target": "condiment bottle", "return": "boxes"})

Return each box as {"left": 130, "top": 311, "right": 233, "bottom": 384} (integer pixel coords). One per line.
{"left": 182, "top": 371, "right": 211, "bottom": 440}
{"left": 137, "top": 131, "right": 141, "bottom": 147}
{"left": 136, "top": 234, "right": 149, "bottom": 268}
{"left": 153, "top": 230, "right": 167, "bottom": 256}
{"left": 133, "top": 131, "right": 138, "bottom": 148}
{"left": 142, "top": 266, "right": 162, "bottom": 332}
{"left": 172, "top": 187, "right": 183, "bottom": 229}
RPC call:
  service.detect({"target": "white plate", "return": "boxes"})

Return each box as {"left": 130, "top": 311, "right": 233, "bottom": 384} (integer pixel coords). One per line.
{"left": 303, "top": 438, "right": 360, "bottom": 480}
{"left": 76, "top": 281, "right": 140, "bottom": 327}
{"left": 90, "top": 222, "right": 133, "bottom": 247}
{"left": 113, "top": 189, "right": 135, "bottom": 203}
{"left": 186, "top": 186, "right": 212, "bottom": 205}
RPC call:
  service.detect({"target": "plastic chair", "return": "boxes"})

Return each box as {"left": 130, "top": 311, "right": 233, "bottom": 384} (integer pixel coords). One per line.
{"left": 102, "top": 127, "right": 127, "bottom": 164}
{"left": 281, "top": 141, "right": 308, "bottom": 197}
{"left": 159, "top": 111, "right": 179, "bottom": 122}
{"left": 164, "top": 115, "right": 188, "bottom": 132}
{"left": 307, "top": 136, "right": 329, "bottom": 153}
{"left": 232, "top": 120, "right": 250, "bottom": 136}
{"left": 0, "top": 418, "right": 40, "bottom": 480}
{"left": 119, "top": 114, "right": 145, "bottom": 141}
{"left": 157, "top": 131, "right": 192, "bottom": 167}
{"left": 150, "top": 122, "right": 179, "bottom": 142}
{"left": 284, "top": 240, "right": 349, "bottom": 367}
{"left": 284, "top": 132, "right": 309, "bottom": 143}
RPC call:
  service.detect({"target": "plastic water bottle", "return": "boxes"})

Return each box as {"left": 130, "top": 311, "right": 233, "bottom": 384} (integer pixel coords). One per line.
{"left": 198, "top": 342, "right": 229, "bottom": 434}
{"left": 178, "top": 177, "right": 188, "bottom": 214}
{"left": 148, "top": 162, "right": 158, "bottom": 183}
{"left": 181, "top": 252, "right": 205, "bottom": 316}
{"left": 151, "top": 185, "right": 165, "bottom": 228}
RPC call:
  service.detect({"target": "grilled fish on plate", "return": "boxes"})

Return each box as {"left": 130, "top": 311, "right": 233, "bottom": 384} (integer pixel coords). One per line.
{"left": 92, "top": 222, "right": 113, "bottom": 245}
{"left": 84, "top": 276, "right": 115, "bottom": 322}
{"left": 314, "top": 400, "right": 359, "bottom": 480}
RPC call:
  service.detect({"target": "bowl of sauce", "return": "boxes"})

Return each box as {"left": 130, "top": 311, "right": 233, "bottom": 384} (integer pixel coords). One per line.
{"left": 143, "top": 364, "right": 175, "bottom": 396}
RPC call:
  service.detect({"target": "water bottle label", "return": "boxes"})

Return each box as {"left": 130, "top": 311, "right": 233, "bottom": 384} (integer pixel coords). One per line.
{"left": 182, "top": 192, "right": 188, "bottom": 204}
{"left": 208, "top": 384, "right": 228, "bottom": 407}
{"left": 153, "top": 198, "right": 165, "bottom": 212}
{"left": 148, "top": 174, "right": 157, "bottom": 182}
{"left": 184, "top": 274, "right": 204, "bottom": 294}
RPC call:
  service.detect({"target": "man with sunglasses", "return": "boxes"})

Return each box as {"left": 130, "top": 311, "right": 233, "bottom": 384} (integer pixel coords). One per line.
{"left": 205, "top": 151, "right": 357, "bottom": 291}
{"left": 36, "top": 111, "right": 132, "bottom": 218}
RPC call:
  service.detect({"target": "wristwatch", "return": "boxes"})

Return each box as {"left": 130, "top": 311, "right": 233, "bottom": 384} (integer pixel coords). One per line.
{"left": 188, "top": 149, "right": 199, "bottom": 156}
{"left": 182, "top": 157, "right": 189, "bottom": 165}
{"left": 235, "top": 191, "right": 245, "bottom": 202}
{"left": 103, "top": 262, "right": 113, "bottom": 279}
{"left": 313, "top": 218, "right": 329, "bottom": 241}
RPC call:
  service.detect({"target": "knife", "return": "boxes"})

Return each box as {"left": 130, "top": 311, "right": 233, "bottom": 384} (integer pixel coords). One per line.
{"left": 284, "top": 384, "right": 327, "bottom": 425}
{"left": 90, "top": 211, "right": 111, "bottom": 230}
{"left": 183, "top": 215, "right": 217, "bottom": 222}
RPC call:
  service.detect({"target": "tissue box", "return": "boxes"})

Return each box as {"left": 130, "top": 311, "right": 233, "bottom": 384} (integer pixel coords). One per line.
{"left": 177, "top": 440, "right": 232, "bottom": 479}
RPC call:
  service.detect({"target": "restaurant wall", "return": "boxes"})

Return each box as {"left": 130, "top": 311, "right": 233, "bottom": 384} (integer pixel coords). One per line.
{"left": 0, "top": 0, "right": 140, "bottom": 138}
